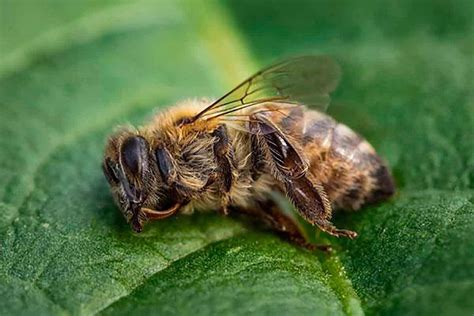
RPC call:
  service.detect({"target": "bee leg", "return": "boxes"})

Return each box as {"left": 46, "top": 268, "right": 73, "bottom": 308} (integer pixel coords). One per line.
{"left": 198, "top": 172, "right": 230, "bottom": 216}
{"left": 285, "top": 176, "right": 358, "bottom": 239}
{"left": 212, "top": 125, "right": 235, "bottom": 216}
{"left": 230, "top": 201, "right": 331, "bottom": 252}
{"left": 219, "top": 194, "right": 230, "bottom": 216}
{"left": 264, "top": 206, "right": 333, "bottom": 252}
{"left": 249, "top": 114, "right": 357, "bottom": 239}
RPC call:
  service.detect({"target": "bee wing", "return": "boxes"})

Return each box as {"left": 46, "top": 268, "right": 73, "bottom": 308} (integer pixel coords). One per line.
{"left": 189, "top": 55, "right": 341, "bottom": 123}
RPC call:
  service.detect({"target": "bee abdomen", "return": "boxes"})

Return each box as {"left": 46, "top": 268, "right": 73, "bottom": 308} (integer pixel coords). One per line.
{"left": 365, "top": 162, "right": 396, "bottom": 204}
{"left": 301, "top": 110, "right": 394, "bottom": 210}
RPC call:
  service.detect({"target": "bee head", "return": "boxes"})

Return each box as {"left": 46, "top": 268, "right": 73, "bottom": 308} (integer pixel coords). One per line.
{"left": 102, "top": 128, "right": 180, "bottom": 232}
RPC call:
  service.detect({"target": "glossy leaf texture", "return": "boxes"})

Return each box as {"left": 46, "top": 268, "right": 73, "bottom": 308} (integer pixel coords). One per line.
{"left": 0, "top": 0, "right": 473, "bottom": 315}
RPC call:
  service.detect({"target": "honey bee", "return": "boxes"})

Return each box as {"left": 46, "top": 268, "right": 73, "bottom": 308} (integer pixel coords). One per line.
{"left": 103, "top": 56, "right": 395, "bottom": 247}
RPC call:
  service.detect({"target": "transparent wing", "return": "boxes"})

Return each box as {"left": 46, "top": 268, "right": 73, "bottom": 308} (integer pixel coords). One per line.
{"left": 189, "top": 55, "right": 341, "bottom": 123}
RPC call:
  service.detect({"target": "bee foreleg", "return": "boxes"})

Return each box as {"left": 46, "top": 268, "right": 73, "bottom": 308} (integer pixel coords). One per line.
{"left": 212, "top": 125, "right": 235, "bottom": 215}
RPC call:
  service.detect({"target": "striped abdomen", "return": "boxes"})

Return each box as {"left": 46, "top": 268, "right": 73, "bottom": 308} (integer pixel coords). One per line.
{"left": 274, "top": 106, "right": 395, "bottom": 210}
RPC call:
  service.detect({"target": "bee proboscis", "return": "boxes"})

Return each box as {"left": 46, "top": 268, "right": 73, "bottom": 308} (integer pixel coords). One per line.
{"left": 103, "top": 56, "right": 395, "bottom": 248}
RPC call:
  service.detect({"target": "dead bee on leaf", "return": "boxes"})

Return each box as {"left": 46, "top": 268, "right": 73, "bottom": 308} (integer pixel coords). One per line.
{"left": 103, "top": 56, "right": 395, "bottom": 248}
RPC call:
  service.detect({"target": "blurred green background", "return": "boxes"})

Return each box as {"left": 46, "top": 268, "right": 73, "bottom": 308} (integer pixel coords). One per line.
{"left": 0, "top": 1, "right": 473, "bottom": 315}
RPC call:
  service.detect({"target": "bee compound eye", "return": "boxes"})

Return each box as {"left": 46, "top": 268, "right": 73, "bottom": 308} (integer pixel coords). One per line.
{"left": 155, "top": 146, "right": 174, "bottom": 183}
{"left": 121, "top": 136, "right": 149, "bottom": 176}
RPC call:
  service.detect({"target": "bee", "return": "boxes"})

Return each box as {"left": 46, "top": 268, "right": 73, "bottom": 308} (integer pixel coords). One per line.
{"left": 102, "top": 56, "right": 395, "bottom": 247}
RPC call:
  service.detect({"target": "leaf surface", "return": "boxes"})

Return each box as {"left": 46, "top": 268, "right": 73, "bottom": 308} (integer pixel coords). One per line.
{"left": 0, "top": 0, "right": 472, "bottom": 315}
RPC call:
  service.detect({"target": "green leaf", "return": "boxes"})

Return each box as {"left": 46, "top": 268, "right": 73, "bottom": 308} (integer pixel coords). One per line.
{"left": 0, "top": 0, "right": 472, "bottom": 315}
